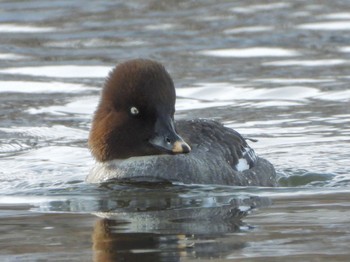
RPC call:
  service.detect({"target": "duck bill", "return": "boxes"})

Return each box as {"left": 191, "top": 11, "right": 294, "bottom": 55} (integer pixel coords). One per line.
{"left": 149, "top": 116, "right": 191, "bottom": 154}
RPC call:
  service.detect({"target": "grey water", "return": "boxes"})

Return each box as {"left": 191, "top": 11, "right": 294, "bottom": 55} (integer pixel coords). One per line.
{"left": 0, "top": 0, "right": 350, "bottom": 261}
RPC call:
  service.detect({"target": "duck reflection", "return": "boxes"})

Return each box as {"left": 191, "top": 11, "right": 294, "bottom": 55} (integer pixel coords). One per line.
{"left": 91, "top": 187, "right": 269, "bottom": 262}
{"left": 93, "top": 220, "right": 163, "bottom": 262}
{"left": 92, "top": 216, "right": 244, "bottom": 262}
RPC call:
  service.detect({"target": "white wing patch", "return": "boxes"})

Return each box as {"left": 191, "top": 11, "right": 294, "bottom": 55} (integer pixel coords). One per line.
{"left": 235, "top": 146, "right": 257, "bottom": 171}
{"left": 235, "top": 158, "right": 249, "bottom": 171}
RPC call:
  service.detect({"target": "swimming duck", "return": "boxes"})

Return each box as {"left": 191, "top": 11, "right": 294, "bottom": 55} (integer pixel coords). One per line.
{"left": 87, "top": 59, "right": 276, "bottom": 186}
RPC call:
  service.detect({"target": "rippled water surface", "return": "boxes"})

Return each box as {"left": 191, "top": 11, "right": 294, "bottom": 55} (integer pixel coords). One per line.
{"left": 1, "top": 0, "right": 350, "bottom": 261}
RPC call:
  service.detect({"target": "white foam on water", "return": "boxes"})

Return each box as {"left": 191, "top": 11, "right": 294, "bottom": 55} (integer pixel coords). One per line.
{"left": 318, "top": 13, "right": 350, "bottom": 20}
{"left": 291, "top": 11, "right": 311, "bottom": 18}
{"left": 253, "top": 78, "right": 334, "bottom": 84}
{"left": 0, "top": 24, "right": 55, "bottom": 33}
{"left": 144, "top": 23, "right": 176, "bottom": 30}
{"left": 10, "top": 146, "right": 91, "bottom": 166}
{"left": 224, "top": 26, "right": 273, "bottom": 34}
{"left": 0, "top": 196, "right": 59, "bottom": 205}
{"left": 315, "top": 90, "right": 350, "bottom": 101}
{"left": 250, "top": 100, "right": 302, "bottom": 107}
{"left": 0, "top": 53, "right": 29, "bottom": 60}
{"left": 257, "top": 86, "right": 320, "bottom": 100}
{"left": 297, "top": 21, "right": 350, "bottom": 30}
{"left": 177, "top": 83, "right": 250, "bottom": 100}
{"left": 176, "top": 98, "right": 233, "bottom": 111}
{"left": 338, "top": 46, "right": 350, "bottom": 53}
{"left": 27, "top": 96, "right": 98, "bottom": 116}
{"left": 231, "top": 3, "right": 290, "bottom": 14}
{"left": 0, "top": 125, "right": 89, "bottom": 141}
{"left": 199, "top": 47, "right": 299, "bottom": 57}
{"left": 178, "top": 81, "right": 350, "bottom": 107}
{"left": 0, "top": 81, "right": 98, "bottom": 93}
{"left": 0, "top": 146, "right": 92, "bottom": 193}
{"left": 177, "top": 83, "right": 320, "bottom": 102}
{"left": 45, "top": 38, "right": 146, "bottom": 48}
{"left": 263, "top": 59, "right": 347, "bottom": 67}
{"left": 0, "top": 65, "right": 111, "bottom": 78}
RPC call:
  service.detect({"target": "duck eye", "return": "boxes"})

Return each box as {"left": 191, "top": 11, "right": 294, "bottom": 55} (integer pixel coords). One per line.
{"left": 130, "top": 106, "right": 139, "bottom": 115}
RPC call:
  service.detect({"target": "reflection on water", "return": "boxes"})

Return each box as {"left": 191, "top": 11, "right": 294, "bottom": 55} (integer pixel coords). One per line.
{"left": 2, "top": 187, "right": 350, "bottom": 261}
{"left": 91, "top": 218, "right": 243, "bottom": 262}
{"left": 1, "top": 0, "right": 350, "bottom": 261}
{"left": 90, "top": 185, "right": 257, "bottom": 261}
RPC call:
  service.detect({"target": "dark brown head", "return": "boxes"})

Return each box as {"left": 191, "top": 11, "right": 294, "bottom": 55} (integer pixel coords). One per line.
{"left": 88, "top": 59, "right": 191, "bottom": 162}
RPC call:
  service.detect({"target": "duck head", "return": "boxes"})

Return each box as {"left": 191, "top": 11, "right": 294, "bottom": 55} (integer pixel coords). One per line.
{"left": 89, "top": 59, "right": 191, "bottom": 162}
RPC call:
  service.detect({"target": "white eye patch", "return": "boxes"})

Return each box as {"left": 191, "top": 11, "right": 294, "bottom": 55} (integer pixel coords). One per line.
{"left": 130, "top": 106, "right": 139, "bottom": 115}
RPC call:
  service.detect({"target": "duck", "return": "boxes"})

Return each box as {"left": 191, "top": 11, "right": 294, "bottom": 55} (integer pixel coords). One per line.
{"left": 87, "top": 59, "right": 277, "bottom": 186}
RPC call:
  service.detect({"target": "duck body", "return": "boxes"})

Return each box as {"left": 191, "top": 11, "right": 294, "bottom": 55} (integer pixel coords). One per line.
{"left": 87, "top": 59, "right": 277, "bottom": 186}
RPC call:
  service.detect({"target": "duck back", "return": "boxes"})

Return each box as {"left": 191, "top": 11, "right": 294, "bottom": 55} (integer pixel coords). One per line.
{"left": 87, "top": 119, "right": 277, "bottom": 186}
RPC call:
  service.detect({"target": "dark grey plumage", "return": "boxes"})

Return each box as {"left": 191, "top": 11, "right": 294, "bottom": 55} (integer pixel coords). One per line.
{"left": 87, "top": 119, "right": 277, "bottom": 186}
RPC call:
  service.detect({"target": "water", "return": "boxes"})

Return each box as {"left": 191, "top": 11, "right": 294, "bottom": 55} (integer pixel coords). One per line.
{"left": 0, "top": 0, "right": 350, "bottom": 261}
